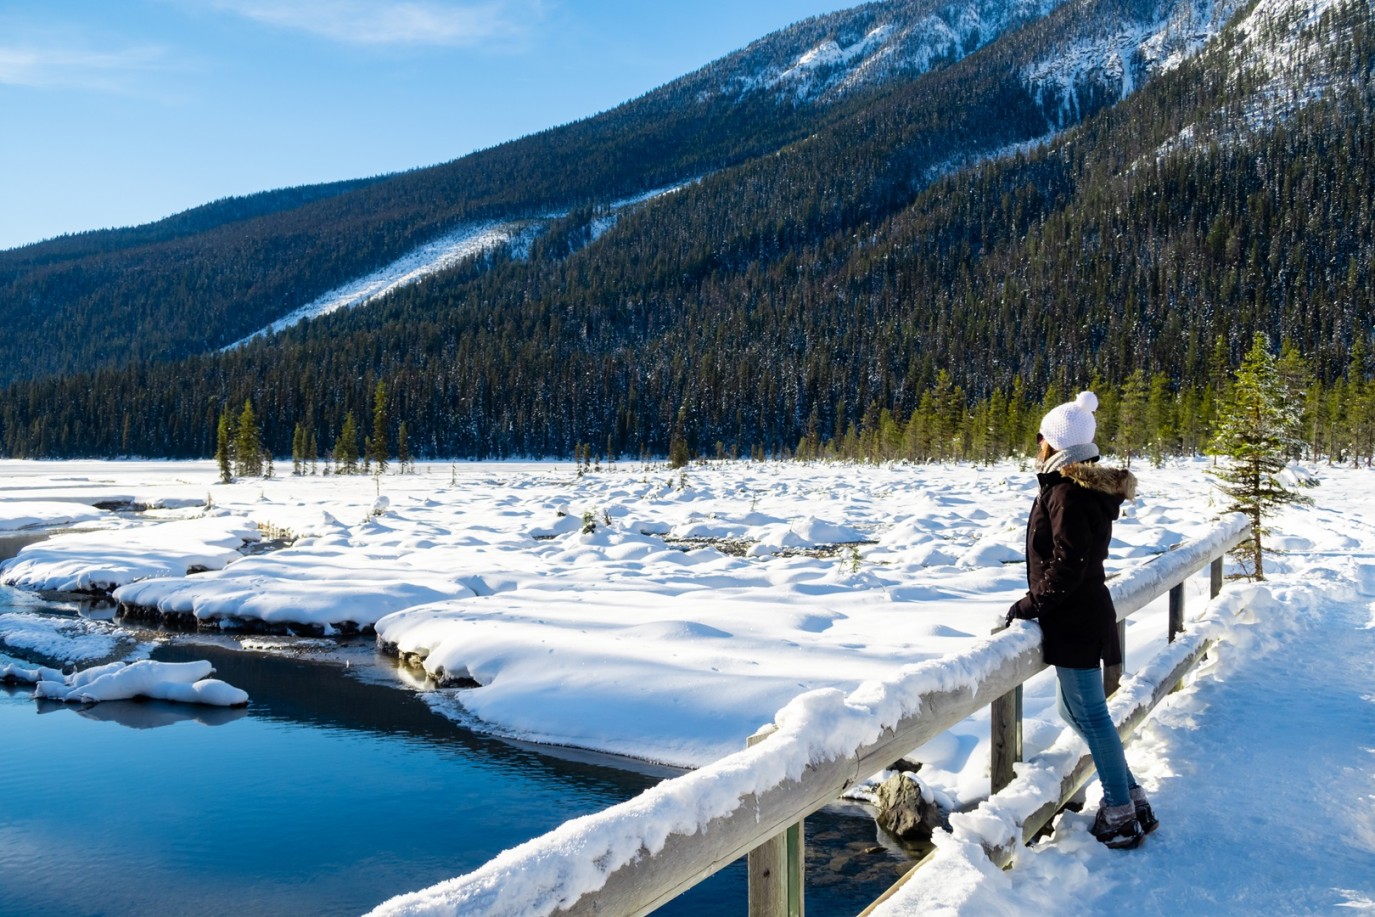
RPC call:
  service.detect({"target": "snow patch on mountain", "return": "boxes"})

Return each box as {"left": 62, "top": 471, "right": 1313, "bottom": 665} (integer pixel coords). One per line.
{"left": 1023, "top": 0, "right": 1250, "bottom": 129}
{"left": 1148, "top": 0, "right": 1358, "bottom": 163}
{"left": 770, "top": 24, "right": 898, "bottom": 97}
{"left": 225, "top": 221, "right": 532, "bottom": 349}
{"left": 589, "top": 183, "right": 693, "bottom": 243}
{"left": 1230, "top": 0, "right": 1356, "bottom": 122}
{"left": 226, "top": 184, "right": 687, "bottom": 349}
{"left": 704, "top": 0, "right": 1068, "bottom": 105}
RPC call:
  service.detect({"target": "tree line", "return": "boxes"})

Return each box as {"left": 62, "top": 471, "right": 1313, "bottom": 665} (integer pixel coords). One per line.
{"left": 807, "top": 336, "right": 1375, "bottom": 469}
{"left": 213, "top": 380, "right": 415, "bottom": 481}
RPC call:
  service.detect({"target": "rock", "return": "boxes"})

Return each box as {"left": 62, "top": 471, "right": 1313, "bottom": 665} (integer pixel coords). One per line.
{"left": 874, "top": 772, "right": 946, "bottom": 843}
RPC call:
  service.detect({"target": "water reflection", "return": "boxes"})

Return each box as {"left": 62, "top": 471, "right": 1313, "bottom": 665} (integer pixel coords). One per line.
{"left": 150, "top": 641, "right": 681, "bottom": 793}
{"left": 34, "top": 696, "right": 249, "bottom": 729}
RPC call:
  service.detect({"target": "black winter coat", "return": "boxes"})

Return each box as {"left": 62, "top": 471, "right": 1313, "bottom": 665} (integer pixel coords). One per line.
{"left": 1009, "top": 462, "right": 1137, "bottom": 668}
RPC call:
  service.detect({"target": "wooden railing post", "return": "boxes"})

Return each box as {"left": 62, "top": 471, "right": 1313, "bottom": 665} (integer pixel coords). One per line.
{"left": 1211, "top": 556, "right": 1224, "bottom": 597}
{"left": 990, "top": 684, "right": 1022, "bottom": 794}
{"left": 747, "top": 727, "right": 804, "bottom": 917}
{"left": 1168, "top": 582, "right": 1185, "bottom": 642}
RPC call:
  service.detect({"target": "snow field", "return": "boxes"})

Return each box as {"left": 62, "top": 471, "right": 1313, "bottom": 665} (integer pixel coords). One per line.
{"left": 0, "top": 457, "right": 1233, "bottom": 771}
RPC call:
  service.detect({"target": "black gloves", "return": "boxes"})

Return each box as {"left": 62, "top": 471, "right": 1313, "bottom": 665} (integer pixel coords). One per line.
{"left": 1004, "top": 595, "right": 1036, "bottom": 627}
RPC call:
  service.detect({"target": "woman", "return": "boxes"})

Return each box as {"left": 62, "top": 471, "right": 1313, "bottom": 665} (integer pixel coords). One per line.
{"left": 1007, "top": 390, "right": 1158, "bottom": 849}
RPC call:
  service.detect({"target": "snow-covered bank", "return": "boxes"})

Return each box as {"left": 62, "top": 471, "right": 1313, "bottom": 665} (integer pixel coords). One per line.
{"left": 1, "top": 513, "right": 259, "bottom": 595}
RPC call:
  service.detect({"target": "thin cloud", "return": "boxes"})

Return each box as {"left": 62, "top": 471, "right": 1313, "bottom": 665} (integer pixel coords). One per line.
{"left": 201, "top": 0, "right": 548, "bottom": 47}
{"left": 0, "top": 42, "right": 170, "bottom": 92}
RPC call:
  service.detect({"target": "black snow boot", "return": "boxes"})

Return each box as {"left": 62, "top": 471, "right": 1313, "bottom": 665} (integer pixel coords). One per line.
{"left": 1131, "top": 786, "right": 1159, "bottom": 835}
{"left": 1091, "top": 801, "right": 1144, "bottom": 849}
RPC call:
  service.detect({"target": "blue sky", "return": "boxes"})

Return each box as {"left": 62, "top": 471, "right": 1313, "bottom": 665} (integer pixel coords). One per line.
{"left": 0, "top": 0, "right": 859, "bottom": 251}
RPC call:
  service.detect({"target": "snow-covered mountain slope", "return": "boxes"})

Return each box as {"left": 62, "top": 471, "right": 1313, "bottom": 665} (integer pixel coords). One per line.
{"left": 1227, "top": 0, "right": 1362, "bottom": 122}
{"left": 1022, "top": 0, "right": 1252, "bottom": 127}
{"left": 226, "top": 184, "right": 688, "bottom": 348}
{"left": 224, "top": 222, "right": 533, "bottom": 350}
{"left": 685, "top": 0, "right": 1275, "bottom": 133}
{"left": 691, "top": 0, "right": 1067, "bottom": 104}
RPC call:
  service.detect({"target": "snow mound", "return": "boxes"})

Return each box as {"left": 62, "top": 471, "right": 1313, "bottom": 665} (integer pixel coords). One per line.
{"left": 11, "top": 659, "right": 248, "bottom": 707}
{"left": 0, "top": 514, "right": 259, "bottom": 593}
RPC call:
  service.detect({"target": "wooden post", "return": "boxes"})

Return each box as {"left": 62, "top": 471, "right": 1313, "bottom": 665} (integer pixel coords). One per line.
{"left": 990, "top": 684, "right": 1022, "bottom": 794}
{"left": 747, "top": 727, "right": 804, "bottom": 917}
{"left": 1168, "top": 582, "right": 1185, "bottom": 643}
{"left": 1211, "top": 556, "right": 1224, "bottom": 597}
{"left": 786, "top": 821, "right": 804, "bottom": 917}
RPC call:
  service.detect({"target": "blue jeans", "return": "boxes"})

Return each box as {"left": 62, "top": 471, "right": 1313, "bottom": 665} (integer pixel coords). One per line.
{"left": 1056, "top": 665, "right": 1137, "bottom": 808}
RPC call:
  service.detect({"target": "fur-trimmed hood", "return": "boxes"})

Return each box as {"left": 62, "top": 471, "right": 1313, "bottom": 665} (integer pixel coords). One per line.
{"left": 1061, "top": 462, "right": 1137, "bottom": 501}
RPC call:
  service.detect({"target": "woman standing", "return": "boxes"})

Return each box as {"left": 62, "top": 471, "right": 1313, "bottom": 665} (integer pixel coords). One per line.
{"left": 1007, "top": 391, "right": 1158, "bottom": 849}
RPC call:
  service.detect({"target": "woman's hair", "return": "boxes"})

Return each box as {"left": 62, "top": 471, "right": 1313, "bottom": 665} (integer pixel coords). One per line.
{"left": 1037, "top": 438, "right": 1056, "bottom": 464}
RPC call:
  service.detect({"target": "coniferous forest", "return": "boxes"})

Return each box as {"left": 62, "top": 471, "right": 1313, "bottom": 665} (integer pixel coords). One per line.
{"left": 0, "top": 0, "right": 1371, "bottom": 465}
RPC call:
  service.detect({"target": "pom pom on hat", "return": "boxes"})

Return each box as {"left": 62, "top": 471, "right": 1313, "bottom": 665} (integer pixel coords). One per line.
{"left": 1039, "top": 391, "right": 1099, "bottom": 450}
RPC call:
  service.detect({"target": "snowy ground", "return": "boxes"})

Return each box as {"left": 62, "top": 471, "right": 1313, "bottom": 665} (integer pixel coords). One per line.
{"left": 1, "top": 456, "right": 1371, "bottom": 913}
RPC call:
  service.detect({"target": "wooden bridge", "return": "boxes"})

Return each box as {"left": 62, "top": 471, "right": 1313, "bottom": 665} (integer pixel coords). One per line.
{"left": 369, "top": 513, "right": 1251, "bottom": 917}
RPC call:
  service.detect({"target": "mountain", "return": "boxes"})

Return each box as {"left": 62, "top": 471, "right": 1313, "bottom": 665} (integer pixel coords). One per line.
{"left": 0, "top": 0, "right": 1369, "bottom": 460}
{"left": 0, "top": 0, "right": 1234, "bottom": 386}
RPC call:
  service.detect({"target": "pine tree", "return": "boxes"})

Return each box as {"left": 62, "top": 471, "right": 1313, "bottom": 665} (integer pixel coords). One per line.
{"left": 669, "top": 404, "right": 690, "bottom": 469}
{"left": 1147, "top": 372, "right": 1175, "bottom": 466}
{"left": 1276, "top": 342, "right": 1315, "bottom": 461}
{"left": 215, "top": 409, "right": 233, "bottom": 484}
{"left": 1115, "top": 370, "right": 1149, "bottom": 468}
{"left": 369, "top": 380, "right": 389, "bottom": 473}
{"left": 1208, "top": 333, "right": 1310, "bottom": 580}
{"left": 234, "top": 400, "right": 263, "bottom": 478}
{"left": 1346, "top": 336, "right": 1373, "bottom": 466}
{"left": 291, "top": 422, "right": 307, "bottom": 476}
{"left": 397, "top": 420, "right": 412, "bottom": 474}
{"left": 333, "top": 412, "right": 360, "bottom": 474}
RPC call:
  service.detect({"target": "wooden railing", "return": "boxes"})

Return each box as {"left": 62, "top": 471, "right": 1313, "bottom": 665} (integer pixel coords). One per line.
{"left": 367, "top": 513, "right": 1251, "bottom": 917}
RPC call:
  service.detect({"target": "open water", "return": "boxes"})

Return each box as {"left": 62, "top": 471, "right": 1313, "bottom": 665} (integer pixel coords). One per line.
{"left": 0, "top": 590, "right": 911, "bottom": 916}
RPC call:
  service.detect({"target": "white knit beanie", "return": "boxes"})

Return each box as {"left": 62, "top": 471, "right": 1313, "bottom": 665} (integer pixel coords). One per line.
{"left": 1039, "top": 391, "right": 1099, "bottom": 450}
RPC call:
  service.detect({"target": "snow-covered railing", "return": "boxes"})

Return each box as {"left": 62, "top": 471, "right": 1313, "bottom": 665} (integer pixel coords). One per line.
{"left": 367, "top": 514, "right": 1251, "bottom": 917}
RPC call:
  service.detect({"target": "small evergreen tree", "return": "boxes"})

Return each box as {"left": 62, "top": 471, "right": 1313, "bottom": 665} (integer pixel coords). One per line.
{"left": 1345, "top": 336, "right": 1373, "bottom": 466}
{"left": 1115, "top": 370, "right": 1149, "bottom": 468}
{"left": 291, "top": 422, "right": 307, "bottom": 476}
{"left": 215, "top": 409, "right": 233, "bottom": 484}
{"left": 333, "top": 412, "right": 360, "bottom": 474}
{"left": 233, "top": 400, "right": 263, "bottom": 477}
{"left": 397, "top": 420, "right": 412, "bottom": 474}
{"left": 1208, "top": 333, "right": 1310, "bottom": 580}
{"left": 669, "top": 404, "right": 691, "bottom": 469}
{"left": 368, "top": 380, "right": 390, "bottom": 473}
{"left": 1147, "top": 372, "right": 1175, "bottom": 466}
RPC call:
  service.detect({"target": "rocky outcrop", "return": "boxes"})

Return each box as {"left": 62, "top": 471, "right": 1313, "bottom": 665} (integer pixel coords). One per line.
{"left": 873, "top": 771, "right": 948, "bottom": 844}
